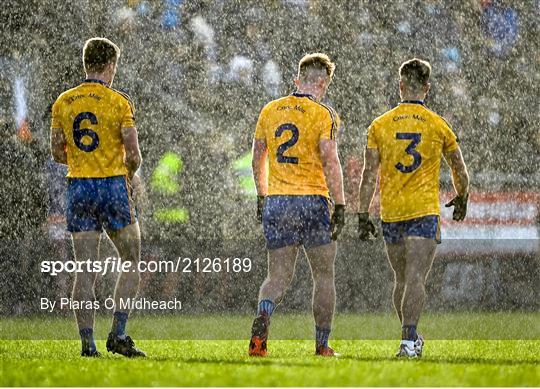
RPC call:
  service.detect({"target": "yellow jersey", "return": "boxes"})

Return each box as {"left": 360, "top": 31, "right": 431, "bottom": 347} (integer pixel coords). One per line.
{"left": 254, "top": 92, "right": 341, "bottom": 197}
{"left": 366, "top": 101, "right": 459, "bottom": 222}
{"left": 51, "top": 79, "right": 136, "bottom": 178}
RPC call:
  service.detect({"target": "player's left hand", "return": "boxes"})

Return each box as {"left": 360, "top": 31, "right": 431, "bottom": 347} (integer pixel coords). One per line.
{"left": 445, "top": 193, "right": 468, "bottom": 221}
{"left": 358, "top": 212, "right": 378, "bottom": 241}
{"left": 330, "top": 204, "right": 346, "bottom": 240}
{"left": 128, "top": 172, "right": 147, "bottom": 211}
{"left": 257, "top": 196, "right": 265, "bottom": 223}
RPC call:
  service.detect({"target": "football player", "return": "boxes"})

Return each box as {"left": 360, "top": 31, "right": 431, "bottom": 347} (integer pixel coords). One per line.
{"left": 249, "top": 53, "right": 345, "bottom": 357}
{"left": 50, "top": 37, "right": 145, "bottom": 357}
{"left": 357, "top": 58, "right": 469, "bottom": 357}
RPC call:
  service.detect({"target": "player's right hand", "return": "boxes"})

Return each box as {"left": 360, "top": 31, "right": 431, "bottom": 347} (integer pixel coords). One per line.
{"left": 358, "top": 212, "right": 377, "bottom": 241}
{"left": 257, "top": 196, "right": 265, "bottom": 223}
{"left": 128, "top": 172, "right": 147, "bottom": 210}
{"left": 330, "top": 204, "right": 346, "bottom": 240}
{"left": 445, "top": 193, "right": 468, "bottom": 221}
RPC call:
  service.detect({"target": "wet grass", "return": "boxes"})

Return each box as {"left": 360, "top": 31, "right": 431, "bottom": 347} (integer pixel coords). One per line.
{"left": 1, "top": 339, "right": 538, "bottom": 386}
{"left": 0, "top": 313, "right": 539, "bottom": 386}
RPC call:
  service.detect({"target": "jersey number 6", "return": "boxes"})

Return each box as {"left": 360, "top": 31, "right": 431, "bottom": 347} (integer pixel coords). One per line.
{"left": 395, "top": 132, "right": 421, "bottom": 173}
{"left": 73, "top": 112, "right": 99, "bottom": 152}
{"left": 275, "top": 123, "right": 299, "bottom": 164}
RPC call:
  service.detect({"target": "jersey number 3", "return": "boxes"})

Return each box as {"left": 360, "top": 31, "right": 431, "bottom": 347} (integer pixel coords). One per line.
{"left": 395, "top": 132, "right": 421, "bottom": 173}
{"left": 73, "top": 112, "right": 100, "bottom": 152}
{"left": 275, "top": 123, "right": 299, "bottom": 164}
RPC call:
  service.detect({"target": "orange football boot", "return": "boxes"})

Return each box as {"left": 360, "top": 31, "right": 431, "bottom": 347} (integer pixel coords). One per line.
{"left": 249, "top": 314, "right": 269, "bottom": 357}
{"left": 316, "top": 344, "right": 337, "bottom": 357}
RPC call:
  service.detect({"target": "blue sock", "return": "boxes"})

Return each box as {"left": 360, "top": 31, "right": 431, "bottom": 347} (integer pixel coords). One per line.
{"left": 402, "top": 325, "right": 417, "bottom": 341}
{"left": 112, "top": 311, "right": 129, "bottom": 337}
{"left": 257, "top": 299, "right": 275, "bottom": 316}
{"left": 316, "top": 326, "right": 331, "bottom": 348}
{"left": 79, "top": 328, "right": 96, "bottom": 352}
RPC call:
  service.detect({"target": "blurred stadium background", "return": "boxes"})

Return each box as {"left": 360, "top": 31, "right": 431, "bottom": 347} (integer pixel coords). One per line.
{"left": 0, "top": 0, "right": 538, "bottom": 321}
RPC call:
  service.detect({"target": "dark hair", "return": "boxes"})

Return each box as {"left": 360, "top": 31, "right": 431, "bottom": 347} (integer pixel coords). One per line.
{"left": 399, "top": 58, "right": 431, "bottom": 90}
{"left": 83, "top": 37, "right": 120, "bottom": 73}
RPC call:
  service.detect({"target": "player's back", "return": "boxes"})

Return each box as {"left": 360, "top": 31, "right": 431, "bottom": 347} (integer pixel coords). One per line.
{"left": 367, "top": 101, "right": 458, "bottom": 222}
{"left": 254, "top": 92, "right": 340, "bottom": 197}
{"left": 51, "top": 79, "right": 135, "bottom": 178}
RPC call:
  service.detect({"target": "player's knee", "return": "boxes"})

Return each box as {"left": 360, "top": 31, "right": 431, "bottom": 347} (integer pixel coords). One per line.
{"left": 394, "top": 279, "right": 405, "bottom": 293}
{"left": 72, "top": 281, "right": 95, "bottom": 300}
{"left": 125, "top": 267, "right": 141, "bottom": 284}
{"left": 394, "top": 270, "right": 406, "bottom": 286}
{"left": 405, "top": 276, "right": 426, "bottom": 297}
{"left": 134, "top": 270, "right": 141, "bottom": 285}
{"left": 312, "top": 260, "right": 335, "bottom": 279}
{"left": 312, "top": 270, "right": 334, "bottom": 288}
{"left": 117, "top": 247, "right": 140, "bottom": 264}
{"left": 406, "top": 267, "right": 426, "bottom": 284}
{"left": 73, "top": 272, "right": 95, "bottom": 287}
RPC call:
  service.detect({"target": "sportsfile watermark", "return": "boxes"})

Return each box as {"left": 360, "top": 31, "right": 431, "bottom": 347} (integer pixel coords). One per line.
{"left": 40, "top": 296, "right": 183, "bottom": 312}
{"left": 1, "top": 238, "right": 537, "bottom": 340}
{"left": 40, "top": 257, "right": 253, "bottom": 276}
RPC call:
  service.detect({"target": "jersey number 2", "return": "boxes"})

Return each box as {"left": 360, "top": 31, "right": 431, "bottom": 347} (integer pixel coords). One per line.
{"left": 275, "top": 123, "right": 299, "bottom": 164}
{"left": 395, "top": 132, "right": 421, "bottom": 173}
{"left": 73, "top": 112, "right": 99, "bottom": 152}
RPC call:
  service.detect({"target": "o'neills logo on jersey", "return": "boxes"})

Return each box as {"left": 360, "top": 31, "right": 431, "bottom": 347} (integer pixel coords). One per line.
{"left": 66, "top": 93, "right": 102, "bottom": 103}
{"left": 392, "top": 114, "right": 425, "bottom": 122}
{"left": 67, "top": 94, "right": 86, "bottom": 103}
{"left": 277, "top": 105, "right": 305, "bottom": 113}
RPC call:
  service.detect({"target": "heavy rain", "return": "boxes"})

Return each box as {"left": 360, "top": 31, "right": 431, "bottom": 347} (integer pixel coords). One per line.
{"left": 0, "top": 0, "right": 538, "bottom": 343}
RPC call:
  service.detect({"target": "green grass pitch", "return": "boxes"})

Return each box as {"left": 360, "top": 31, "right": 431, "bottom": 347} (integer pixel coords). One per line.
{"left": 1, "top": 313, "right": 539, "bottom": 387}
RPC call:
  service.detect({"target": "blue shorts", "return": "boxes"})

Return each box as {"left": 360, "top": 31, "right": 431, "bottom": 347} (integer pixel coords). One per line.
{"left": 262, "top": 195, "right": 332, "bottom": 250}
{"left": 381, "top": 215, "right": 441, "bottom": 244}
{"left": 66, "top": 176, "right": 136, "bottom": 233}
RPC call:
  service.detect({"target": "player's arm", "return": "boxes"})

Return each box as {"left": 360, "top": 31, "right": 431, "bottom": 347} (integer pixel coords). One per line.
{"left": 320, "top": 139, "right": 346, "bottom": 240}
{"left": 252, "top": 138, "right": 268, "bottom": 223}
{"left": 444, "top": 146, "right": 470, "bottom": 221}
{"left": 50, "top": 101, "right": 67, "bottom": 164}
{"left": 358, "top": 147, "right": 379, "bottom": 212}
{"left": 444, "top": 147, "right": 469, "bottom": 198}
{"left": 320, "top": 139, "right": 345, "bottom": 205}
{"left": 252, "top": 139, "right": 268, "bottom": 197}
{"left": 357, "top": 147, "right": 379, "bottom": 240}
{"left": 121, "top": 126, "right": 142, "bottom": 179}
{"left": 50, "top": 127, "right": 67, "bottom": 165}
{"left": 252, "top": 104, "right": 271, "bottom": 223}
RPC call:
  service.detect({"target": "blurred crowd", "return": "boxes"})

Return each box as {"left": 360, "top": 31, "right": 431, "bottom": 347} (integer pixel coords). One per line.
{"left": 1, "top": 0, "right": 538, "bottom": 237}
{"left": 0, "top": 1, "right": 539, "bottom": 313}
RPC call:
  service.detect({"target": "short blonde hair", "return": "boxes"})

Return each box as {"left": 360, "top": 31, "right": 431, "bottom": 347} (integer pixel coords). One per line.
{"left": 399, "top": 58, "right": 431, "bottom": 91}
{"left": 297, "top": 52, "right": 335, "bottom": 81}
{"left": 83, "top": 37, "right": 120, "bottom": 73}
